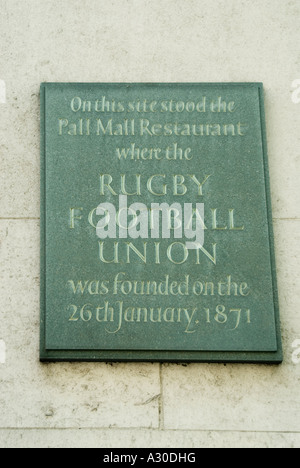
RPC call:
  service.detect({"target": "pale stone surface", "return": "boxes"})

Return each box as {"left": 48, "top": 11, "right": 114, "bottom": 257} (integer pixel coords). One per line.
{"left": 0, "top": 0, "right": 299, "bottom": 449}
{"left": 162, "top": 220, "right": 300, "bottom": 433}
{"left": 0, "top": 220, "right": 160, "bottom": 429}
{"left": 0, "top": 428, "right": 299, "bottom": 449}
{"left": 0, "top": 0, "right": 299, "bottom": 219}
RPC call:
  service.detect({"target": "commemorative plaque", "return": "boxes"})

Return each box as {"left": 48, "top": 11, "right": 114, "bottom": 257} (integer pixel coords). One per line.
{"left": 40, "top": 83, "right": 282, "bottom": 363}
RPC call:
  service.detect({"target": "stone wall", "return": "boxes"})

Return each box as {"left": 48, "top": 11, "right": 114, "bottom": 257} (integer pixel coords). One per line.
{"left": 0, "top": 0, "right": 299, "bottom": 448}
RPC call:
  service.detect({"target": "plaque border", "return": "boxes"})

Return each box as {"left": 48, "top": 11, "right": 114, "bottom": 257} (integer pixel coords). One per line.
{"left": 40, "top": 82, "right": 283, "bottom": 364}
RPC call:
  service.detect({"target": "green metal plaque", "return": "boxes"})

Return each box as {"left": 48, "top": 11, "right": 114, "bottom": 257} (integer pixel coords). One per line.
{"left": 40, "top": 83, "right": 282, "bottom": 363}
